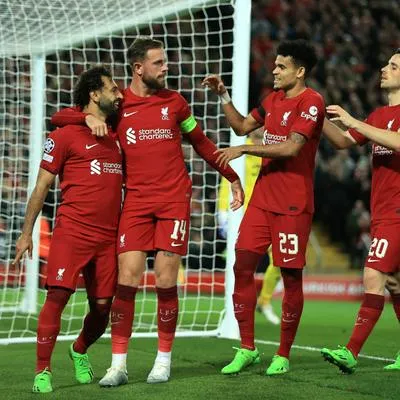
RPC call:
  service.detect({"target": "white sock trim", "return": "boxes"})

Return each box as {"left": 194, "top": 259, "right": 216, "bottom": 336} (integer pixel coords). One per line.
{"left": 155, "top": 350, "right": 171, "bottom": 364}
{"left": 111, "top": 353, "right": 127, "bottom": 369}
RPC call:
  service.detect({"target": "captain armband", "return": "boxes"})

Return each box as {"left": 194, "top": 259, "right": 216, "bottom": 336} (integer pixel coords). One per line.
{"left": 180, "top": 115, "right": 197, "bottom": 133}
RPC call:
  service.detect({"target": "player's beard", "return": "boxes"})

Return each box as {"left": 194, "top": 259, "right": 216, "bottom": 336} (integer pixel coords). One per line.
{"left": 99, "top": 98, "right": 120, "bottom": 118}
{"left": 142, "top": 74, "right": 166, "bottom": 90}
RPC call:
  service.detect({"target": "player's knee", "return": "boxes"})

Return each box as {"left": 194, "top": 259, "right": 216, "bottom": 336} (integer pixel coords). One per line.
{"left": 117, "top": 264, "right": 143, "bottom": 286}
{"left": 89, "top": 298, "right": 112, "bottom": 325}
{"left": 46, "top": 286, "right": 73, "bottom": 307}
{"left": 363, "top": 269, "right": 386, "bottom": 294}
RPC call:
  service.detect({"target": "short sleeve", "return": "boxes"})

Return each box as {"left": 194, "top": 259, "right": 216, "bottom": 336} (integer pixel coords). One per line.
{"left": 40, "top": 128, "right": 69, "bottom": 175}
{"left": 250, "top": 106, "right": 265, "bottom": 125}
{"left": 348, "top": 113, "right": 374, "bottom": 146}
{"left": 290, "top": 93, "right": 325, "bottom": 140}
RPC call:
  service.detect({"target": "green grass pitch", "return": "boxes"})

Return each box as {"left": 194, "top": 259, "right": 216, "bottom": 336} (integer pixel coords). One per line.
{"left": 0, "top": 296, "right": 398, "bottom": 400}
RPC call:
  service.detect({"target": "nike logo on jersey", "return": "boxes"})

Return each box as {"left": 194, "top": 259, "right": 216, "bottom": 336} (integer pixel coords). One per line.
{"left": 283, "top": 257, "right": 296, "bottom": 263}
{"left": 367, "top": 258, "right": 379, "bottom": 263}
{"left": 124, "top": 111, "right": 138, "bottom": 117}
{"left": 85, "top": 144, "right": 99, "bottom": 150}
{"left": 171, "top": 242, "right": 183, "bottom": 247}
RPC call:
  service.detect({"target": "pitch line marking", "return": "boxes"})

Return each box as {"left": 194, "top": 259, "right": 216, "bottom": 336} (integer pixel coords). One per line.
{"left": 255, "top": 339, "right": 395, "bottom": 362}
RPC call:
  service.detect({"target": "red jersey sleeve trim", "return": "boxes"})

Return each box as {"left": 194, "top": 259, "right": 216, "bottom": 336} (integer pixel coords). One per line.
{"left": 39, "top": 163, "right": 58, "bottom": 176}
{"left": 250, "top": 107, "right": 264, "bottom": 125}
{"left": 187, "top": 125, "right": 239, "bottom": 183}
{"left": 348, "top": 127, "right": 368, "bottom": 145}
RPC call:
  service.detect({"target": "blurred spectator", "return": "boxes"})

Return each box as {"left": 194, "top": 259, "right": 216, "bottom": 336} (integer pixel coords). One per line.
{"left": 346, "top": 200, "right": 371, "bottom": 269}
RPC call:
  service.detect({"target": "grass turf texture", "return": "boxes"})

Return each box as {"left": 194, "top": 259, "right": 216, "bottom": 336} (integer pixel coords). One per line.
{"left": 0, "top": 298, "right": 398, "bottom": 400}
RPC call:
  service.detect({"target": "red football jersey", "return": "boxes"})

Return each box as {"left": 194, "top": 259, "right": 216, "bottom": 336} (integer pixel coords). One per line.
{"left": 349, "top": 104, "right": 400, "bottom": 221}
{"left": 249, "top": 88, "right": 325, "bottom": 215}
{"left": 117, "top": 87, "right": 192, "bottom": 202}
{"left": 40, "top": 125, "right": 123, "bottom": 239}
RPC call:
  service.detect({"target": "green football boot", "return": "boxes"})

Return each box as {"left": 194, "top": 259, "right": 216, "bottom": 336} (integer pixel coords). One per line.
{"left": 221, "top": 347, "right": 260, "bottom": 375}
{"left": 32, "top": 368, "right": 53, "bottom": 393}
{"left": 321, "top": 346, "right": 357, "bottom": 374}
{"left": 384, "top": 351, "right": 400, "bottom": 371}
{"left": 69, "top": 343, "right": 94, "bottom": 384}
{"left": 265, "top": 355, "right": 289, "bottom": 376}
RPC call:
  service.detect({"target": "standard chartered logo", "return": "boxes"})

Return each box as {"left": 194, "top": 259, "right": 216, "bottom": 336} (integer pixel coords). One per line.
{"left": 90, "top": 159, "right": 101, "bottom": 175}
{"left": 126, "top": 127, "right": 137, "bottom": 144}
{"left": 126, "top": 127, "right": 173, "bottom": 144}
{"left": 90, "top": 159, "right": 122, "bottom": 175}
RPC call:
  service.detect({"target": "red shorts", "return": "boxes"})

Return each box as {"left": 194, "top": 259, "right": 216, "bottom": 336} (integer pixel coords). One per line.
{"left": 117, "top": 201, "right": 191, "bottom": 256}
{"left": 235, "top": 205, "right": 312, "bottom": 268}
{"left": 364, "top": 220, "right": 400, "bottom": 273}
{"left": 46, "top": 227, "right": 117, "bottom": 298}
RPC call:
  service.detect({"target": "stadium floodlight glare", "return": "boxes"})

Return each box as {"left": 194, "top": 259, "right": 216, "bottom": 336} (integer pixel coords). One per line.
{"left": 0, "top": 0, "right": 250, "bottom": 344}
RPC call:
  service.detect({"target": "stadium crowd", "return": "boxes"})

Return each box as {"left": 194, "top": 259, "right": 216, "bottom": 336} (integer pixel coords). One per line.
{"left": 2, "top": 0, "right": 400, "bottom": 271}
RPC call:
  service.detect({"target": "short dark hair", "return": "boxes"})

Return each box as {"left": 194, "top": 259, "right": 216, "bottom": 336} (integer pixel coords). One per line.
{"left": 396, "top": 48, "right": 400, "bottom": 55}
{"left": 127, "top": 36, "right": 164, "bottom": 65}
{"left": 73, "top": 65, "right": 112, "bottom": 108}
{"left": 277, "top": 40, "right": 318, "bottom": 76}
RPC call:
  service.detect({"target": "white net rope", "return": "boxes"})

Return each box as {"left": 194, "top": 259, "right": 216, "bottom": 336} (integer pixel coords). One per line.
{"left": 0, "top": 0, "right": 237, "bottom": 342}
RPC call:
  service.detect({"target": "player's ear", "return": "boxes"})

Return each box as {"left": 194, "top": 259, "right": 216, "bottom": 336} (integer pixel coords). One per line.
{"left": 134, "top": 62, "right": 143, "bottom": 76}
{"left": 297, "top": 66, "right": 306, "bottom": 79}
{"left": 89, "top": 89, "right": 100, "bottom": 103}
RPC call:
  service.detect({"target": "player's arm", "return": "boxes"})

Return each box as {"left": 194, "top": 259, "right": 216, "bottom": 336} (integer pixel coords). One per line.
{"left": 183, "top": 117, "right": 244, "bottom": 210}
{"left": 214, "top": 131, "right": 307, "bottom": 168}
{"left": 13, "top": 168, "right": 56, "bottom": 265}
{"left": 51, "top": 106, "right": 109, "bottom": 137}
{"left": 322, "top": 117, "right": 356, "bottom": 149}
{"left": 327, "top": 105, "right": 400, "bottom": 151}
{"left": 202, "top": 74, "right": 262, "bottom": 135}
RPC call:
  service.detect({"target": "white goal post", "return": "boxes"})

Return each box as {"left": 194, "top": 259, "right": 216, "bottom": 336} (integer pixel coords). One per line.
{"left": 0, "top": 0, "right": 250, "bottom": 344}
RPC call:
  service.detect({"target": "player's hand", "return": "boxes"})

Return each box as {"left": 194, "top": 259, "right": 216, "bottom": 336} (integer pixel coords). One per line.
{"left": 214, "top": 146, "right": 244, "bottom": 168}
{"left": 12, "top": 233, "right": 33, "bottom": 266}
{"left": 201, "top": 74, "right": 227, "bottom": 95}
{"left": 230, "top": 179, "right": 244, "bottom": 211}
{"left": 85, "top": 114, "right": 108, "bottom": 137}
{"left": 326, "top": 105, "right": 358, "bottom": 129}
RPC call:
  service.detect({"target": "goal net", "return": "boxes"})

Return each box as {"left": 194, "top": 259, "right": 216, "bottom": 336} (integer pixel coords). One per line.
{"left": 0, "top": 0, "right": 250, "bottom": 343}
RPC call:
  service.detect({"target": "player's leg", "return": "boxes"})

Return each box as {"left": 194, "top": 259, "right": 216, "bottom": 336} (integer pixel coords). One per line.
{"left": 72, "top": 246, "right": 117, "bottom": 384}
{"left": 321, "top": 267, "right": 386, "bottom": 373}
{"left": 70, "top": 297, "right": 112, "bottom": 384}
{"left": 222, "top": 205, "right": 270, "bottom": 374}
{"left": 99, "top": 203, "right": 155, "bottom": 386}
{"left": 257, "top": 249, "right": 281, "bottom": 325}
{"left": 34, "top": 230, "right": 89, "bottom": 393}
{"left": 98, "top": 250, "right": 147, "bottom": 387}
{"left": 146, "top": 250, "right": 181, "bottom": 383}
{"left": 33, "top": 287, "right": 73, "bottom": 393}
{"left": 146, "top": 203, "right": 190, "bottom": 383}
{"left": 266, "top": 212, "right": 311, "bottom": 376}
{"left": 322, "top": 223, "right": 400, "bottom": 373}
{"left": 384, "top": 272, "right": 400, "bottom": 371}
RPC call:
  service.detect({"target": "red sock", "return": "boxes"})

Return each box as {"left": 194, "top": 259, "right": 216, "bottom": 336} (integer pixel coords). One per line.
{"left": 233, "top": 250, "right": 262, "bottom": 350}
{"left": 277, "top": 268, "right": 304, "bottom": 358}
{"left": 157, "top": 286, "right": 178, "bottom": 352}
{"left": 347, "top": 293, "right": 384, "bottom": 357}
{"left": 36, "top": 287, "right": 71, "bottom": 372}
{"left": 390, "top": 293, "right": 400, "bottom": 322}
{"left": 73, "top": 300, "right": 112, "bottom": 354}
{"left": 111, "top": 284, "right": 137, "bottom": 354}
